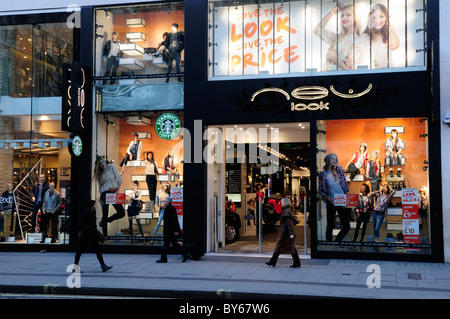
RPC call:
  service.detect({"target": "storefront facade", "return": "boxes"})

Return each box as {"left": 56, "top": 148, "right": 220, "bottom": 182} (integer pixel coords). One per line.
{"left": 0, "top": 0, "right": 445, "bottom": 263}
{"left": 183, "top": 0, "right": 444, "bottom": 262}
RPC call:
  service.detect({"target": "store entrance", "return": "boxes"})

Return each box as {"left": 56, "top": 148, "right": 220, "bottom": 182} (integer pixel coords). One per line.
{"left": 206, "top": 123, "right": 311, "bottom": 255}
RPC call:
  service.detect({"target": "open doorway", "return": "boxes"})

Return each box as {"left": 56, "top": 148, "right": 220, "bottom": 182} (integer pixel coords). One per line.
{"left": 206, "top": 122, "right": 311, "bottom": 255}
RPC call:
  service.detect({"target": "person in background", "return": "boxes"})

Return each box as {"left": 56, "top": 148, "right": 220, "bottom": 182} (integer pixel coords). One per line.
{"left": 0, "top": 183, "right": 18, "bottom": 242}
{"left": 41, "top": 182, "right": 61, "bottom": 243}
{"left": 156, "top": 196, "right": 189, "bottom": 263}
{"left": 31, "top": 174, "right": 49, "bottom": 233}
{"left": 102, "top": 31, "right": 120, "bottom": 85}
{"left": 266, "top": 198, "right": 301, "bottom": 268}
{"left": 74, "top": 200, "right": 113, "bottom": 272}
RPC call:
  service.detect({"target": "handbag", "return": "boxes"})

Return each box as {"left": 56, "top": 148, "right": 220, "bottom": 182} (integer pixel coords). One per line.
{"left": 292, "top": 214, "right": 300, "bottom": 225}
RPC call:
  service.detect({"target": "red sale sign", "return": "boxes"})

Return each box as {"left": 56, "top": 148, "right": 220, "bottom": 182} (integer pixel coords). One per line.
{"left": 105, "top": 193, "right": 126, "bottom": 205}
{"left": 171, "top": 187, "right": 183, "bottom": 231}
{"left": 346, "top": 194, "right": 359, "bottom": 206}
{"left": 402, "top": 188, "right": 420, "bottom": 248}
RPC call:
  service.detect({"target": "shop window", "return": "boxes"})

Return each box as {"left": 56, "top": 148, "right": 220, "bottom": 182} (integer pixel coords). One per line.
{"left": 316, "top": 118, "right": 430, "bottom": 254}
{"left": 94, "top": 113, "right": 184, "bottom": 246}
{"left": 0, "top": 22, "right": 73, "bottom": 245}
{"left": 94, "top": 3, "right": 185, "bottom": 88}
{"left": 208, "top": 0, "right": 426, "bottom": 78}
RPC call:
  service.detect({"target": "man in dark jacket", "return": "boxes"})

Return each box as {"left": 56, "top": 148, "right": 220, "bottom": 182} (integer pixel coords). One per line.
{"left": 30, "top": 174, "right": 49, "bottom": 233}
{"left": 102, "top": 31, "right": 121, "bottom": 85}
{"left": 156, "top": 196, "right": 189, "bottom": 263}
{"left": 164, "top": 23, "right": 184, "bottom": 83}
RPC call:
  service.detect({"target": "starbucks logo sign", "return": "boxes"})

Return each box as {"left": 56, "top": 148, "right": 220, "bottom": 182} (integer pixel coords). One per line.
{"left": 72, "top": 135, "right": 83, "bottom": 157}
{"left": 155, "top": 113, "right": 181, "bottom": 140}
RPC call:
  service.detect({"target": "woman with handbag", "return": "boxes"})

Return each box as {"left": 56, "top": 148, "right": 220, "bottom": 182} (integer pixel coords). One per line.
{"left": 127, "top": 181, "right": 145, "bottom": 243}
{"left": 266, "top": 198, "right": 301, "bottom": 268}
{"left": 74, "top": 200, "right": 112, "bottom": 272}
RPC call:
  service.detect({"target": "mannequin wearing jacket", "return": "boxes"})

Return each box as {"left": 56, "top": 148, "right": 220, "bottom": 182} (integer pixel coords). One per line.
{"left": 344, "top": 143, "right": 368, "bottom": 181}
{"left": 164, "top": 23, "right": 184, "bottom": 83}
{"left": 102, "top": 32, "right": 121, "bottom": 85}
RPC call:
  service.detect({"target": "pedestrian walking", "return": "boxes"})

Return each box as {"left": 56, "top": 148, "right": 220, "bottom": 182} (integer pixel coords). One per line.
{"left": 156, "top": 196, "right": 189, "bottom": 263}
{"left": 74, "top": 200, "right": 112, "bottom": 272}
{"left": 266, "top": 198, "right": 301, "bottom": 268}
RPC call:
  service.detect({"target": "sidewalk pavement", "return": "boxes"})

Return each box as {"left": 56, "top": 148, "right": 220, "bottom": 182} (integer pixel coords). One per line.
{"left": 1, "top": 251, "right": 450, "bottom": 300}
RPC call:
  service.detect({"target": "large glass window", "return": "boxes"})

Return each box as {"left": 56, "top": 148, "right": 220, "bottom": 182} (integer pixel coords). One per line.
{"left": 94, "top": 112, "right": 184, "bottom": 246}
{"left": 208, "top": 0, "right": 426, "bottom": 78}
{"left": 316, "top": 118, "right": 430, "bottom": 254}
{"left": 94, "top": 3, "right": 185, "bottom": 85}
{"left": 0, "top": 23, "right": 74, "bottom": 244}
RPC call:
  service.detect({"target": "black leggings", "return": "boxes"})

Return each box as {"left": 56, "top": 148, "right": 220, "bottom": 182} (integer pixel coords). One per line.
{"left": 146, "top": 174, "right": 157, "bottom": 202}
{"left": 326, "top": 202, "right": 350, "bottom": 242}
{"left": 74, "top": 235, "right": 105, "bottom": 266}
{"left": 353, "top": 212, "right": 370, "bottom": 242}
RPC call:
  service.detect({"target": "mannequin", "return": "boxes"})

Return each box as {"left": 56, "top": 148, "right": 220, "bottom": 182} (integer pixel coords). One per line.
{"left": 353, "top": 183, "right": 373, "bottom": 242}
{"left": 102, "top": 32, "right": 121, "bottom": 85}
{"left": 366, "top": 150, "right": 381, "bottom": 192}
{"left": 120, "top": 132, "right": 143, "bottom": 175}
{"left": 344, "top": 143, "right": 368, "bottom": 181}
{"left": 386, "top": 129, "right": 403, "bottom": 177}
{"left": 164, "top": 23, "right": 184, "bottom": 83}
{"left": 318, "top": 153, "right": 350, "bottom": 242}
{"left": 94, "top": 156, "right": 126, "bottom": 236}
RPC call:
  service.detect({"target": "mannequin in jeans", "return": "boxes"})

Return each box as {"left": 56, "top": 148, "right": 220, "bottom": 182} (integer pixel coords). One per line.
{"left": 370, "top": 183, "right": 396, "bottom": 241}
{"left": 386, "top": 129, "right": 403, "bottom": 177}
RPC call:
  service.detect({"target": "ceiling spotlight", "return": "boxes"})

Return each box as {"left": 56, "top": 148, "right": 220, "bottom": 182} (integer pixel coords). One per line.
{"left": 105, "top": 10, "right": 110, "bottom": 18}
{"left": 132, "top": 8, "right": 136, "bottom": 16}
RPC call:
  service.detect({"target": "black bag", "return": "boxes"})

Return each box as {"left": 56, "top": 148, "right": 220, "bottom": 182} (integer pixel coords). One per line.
{"left": 184, "top": 242, "right": 204, "bottom": 260}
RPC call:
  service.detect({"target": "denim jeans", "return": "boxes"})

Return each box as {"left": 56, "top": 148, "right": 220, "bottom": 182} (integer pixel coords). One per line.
{"left": 372, "top": 210, "right": 385, "bottom": 239}
{"left": 388, "top": 153, "right": 402, "bottom": 170}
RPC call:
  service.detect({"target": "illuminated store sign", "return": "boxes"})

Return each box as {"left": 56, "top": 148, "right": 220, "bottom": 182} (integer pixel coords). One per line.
{"left": 251, "top": 84, "right": 372, "bottom": 111}
{"left": 155, "top": 113, "right": 182, "bottom": 140}
{"left": 210, "top": 0, "right": 426, "bottom": 77}
{"left": 62, "top": 62, "right": 92, "bottom": 133}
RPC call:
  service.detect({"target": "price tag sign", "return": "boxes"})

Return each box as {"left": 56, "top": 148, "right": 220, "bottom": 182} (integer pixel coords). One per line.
{"left": 334, "top": 194, "right": 346, "bottom": 206}
{"left": 346, "top": 194, "right": 359, "bottom": 206}
{"left": 402, "top": 188, "right": 420, "bottom": 247}
{"left": 105, "top": 193, "right": 126, "bottom": 205}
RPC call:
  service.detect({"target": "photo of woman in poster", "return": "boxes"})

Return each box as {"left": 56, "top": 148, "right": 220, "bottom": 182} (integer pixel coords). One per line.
{"left": 360, "top": 4, "right": 400, "bottom": 69}
{"left": 314, "top": 3, "right": 361, "bottom": 71}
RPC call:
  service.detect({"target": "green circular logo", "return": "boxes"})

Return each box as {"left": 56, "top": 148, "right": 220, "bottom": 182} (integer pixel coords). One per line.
{"left": 72, "top": 135, "right": 83, "bottom": 157}
{"left": 155, "top": 113, "right": 182, "bottom": 140}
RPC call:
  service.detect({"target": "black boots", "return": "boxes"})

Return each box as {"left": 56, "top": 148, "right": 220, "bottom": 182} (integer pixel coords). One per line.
{"left": 290, "top": 252, "right": 301, "bottom": 268}
{"left": 265, "top": 253, "right": 279, "bottom": 267}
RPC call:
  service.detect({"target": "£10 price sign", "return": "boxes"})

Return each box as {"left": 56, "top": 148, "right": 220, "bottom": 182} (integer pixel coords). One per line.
{"left": 402, "top": 188, "right": 419, "bottom": 248}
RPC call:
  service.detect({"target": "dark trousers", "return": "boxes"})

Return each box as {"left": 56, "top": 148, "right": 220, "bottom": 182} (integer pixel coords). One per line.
{"left": 100, "top": 191, "right": 126, "bottom": 236}
{"left": 74, "top": 235, "right": 105, "bottom": 266}
{"left": 103, "top": 56, "right": 119, "bottom": 85}
{"left": 326, "top": 202, "right": 350, "bottom": 242}
{"left": 353, "top": 212, "right": 370, "bottom": 242}
{"left": 167, "top": 51, "right": 181, "bottom": 81}
{"left": 119, "top": 153, "right": 137, "bottom": 168}
{"left": 347, "top": 163, "right": 360, "bottom": 180}
{"left": 40, "top": 212, "right": 59, "bottom": 241}
{"left": 30, "top": 202, "right": 43, "bottom": 232}
{"left": 146, "top": 175, "right": 157, "bottom": 201}
{"left": 161, "top": 236, "right": 188, "bottom": 260}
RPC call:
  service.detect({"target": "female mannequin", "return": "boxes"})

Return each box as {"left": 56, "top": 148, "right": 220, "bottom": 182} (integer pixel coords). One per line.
{"left": 344, "top": 143, "right": 368, "bottom": 181}
{"left": 318, "top": 153, "right": 350, "bottom": 242}
{"left": 120, "top": 132, "right": 143, "bottom": 175}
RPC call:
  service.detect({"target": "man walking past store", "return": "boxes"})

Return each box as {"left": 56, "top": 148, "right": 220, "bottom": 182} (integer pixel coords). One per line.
{"left": 156, "top": 196, "right": 189, "bottom": 263}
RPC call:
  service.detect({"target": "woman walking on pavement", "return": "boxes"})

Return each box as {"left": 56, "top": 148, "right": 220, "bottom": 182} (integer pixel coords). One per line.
{"left": 74, "top": 200, "right": 113, "bottom": 272}
{"left": 266, "top": 198, "right": 301, "bottom": 268}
